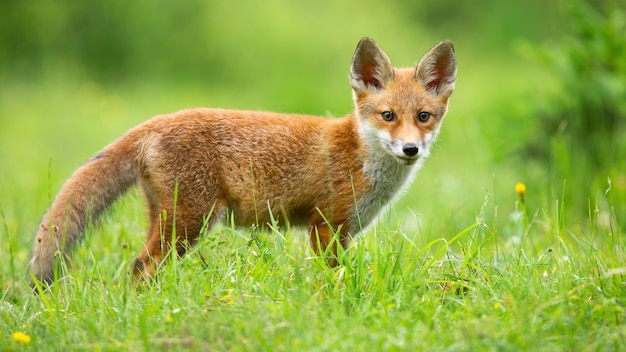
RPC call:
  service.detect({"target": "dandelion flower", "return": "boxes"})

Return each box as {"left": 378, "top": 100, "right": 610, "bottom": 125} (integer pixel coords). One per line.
{"left": 12, "top": 332, "right": 32, "bottom": 344}
{"left": 515, "top": 182, "right": 526, "bottom": 197}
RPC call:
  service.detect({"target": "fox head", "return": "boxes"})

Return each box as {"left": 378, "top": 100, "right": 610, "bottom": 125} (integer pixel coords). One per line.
{"left": 350, "top": 37, "right": 457, "bottom": 166}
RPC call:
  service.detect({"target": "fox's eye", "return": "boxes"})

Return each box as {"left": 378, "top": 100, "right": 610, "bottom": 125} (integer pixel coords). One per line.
{"left": 417, "top": 111, "right": 431, "bottom": 123}
{"left": 381, "top": 111, "right": 396, "bottom": 122}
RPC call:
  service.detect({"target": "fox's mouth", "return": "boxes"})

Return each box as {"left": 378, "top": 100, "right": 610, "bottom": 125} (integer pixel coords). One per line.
{"left": 392, "top": 154, "right": 419, "bottom": 165}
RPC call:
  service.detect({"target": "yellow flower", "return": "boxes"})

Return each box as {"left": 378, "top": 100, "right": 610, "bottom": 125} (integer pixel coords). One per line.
{"left": 223, "top": 289, "right": 233, "bottom": 299}
{"left": 165, "top": 316, "right": 173, "bottom": 323}
{"left": 12, "top": 332, "right": 32, "bottom": 344}
{"left": 515, "top": 182, "right": 526, "bottom": 197}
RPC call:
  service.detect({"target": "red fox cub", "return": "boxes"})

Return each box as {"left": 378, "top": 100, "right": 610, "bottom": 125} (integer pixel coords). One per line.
{"left": 29, "top": 37, "right": 457, "bottom": 286}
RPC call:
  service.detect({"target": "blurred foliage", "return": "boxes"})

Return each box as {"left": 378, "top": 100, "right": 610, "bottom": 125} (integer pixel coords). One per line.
{"left": 523, "top": 0, "right": 626, "bottom": 216}
{"left": 0, "top": 1, "right": 233, "bottom": 82}
{"left": 528, "top": 0, "right": 626, "bottom": 163}
{"left": 0, "top": 0, "right": 563, "bottom": 84}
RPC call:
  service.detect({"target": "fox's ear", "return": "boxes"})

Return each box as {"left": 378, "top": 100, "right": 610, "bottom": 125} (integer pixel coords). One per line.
{"left": 415, "top": 40, "right": 457, "bottom": 98}
{"left": 350, "top": 37, "right": 394, "bottom": 94}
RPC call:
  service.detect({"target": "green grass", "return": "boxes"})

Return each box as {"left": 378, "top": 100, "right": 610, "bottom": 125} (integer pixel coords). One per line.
{"left": 2, "top": 188, "right": 625, "bottom": 350}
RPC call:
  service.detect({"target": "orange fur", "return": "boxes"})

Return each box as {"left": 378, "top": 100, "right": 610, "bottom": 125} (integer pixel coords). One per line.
{"left": 29, "top": 37, "right": 456, "bottom": 286}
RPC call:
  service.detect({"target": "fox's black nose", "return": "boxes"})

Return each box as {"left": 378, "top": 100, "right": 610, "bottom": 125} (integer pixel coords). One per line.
{"left": 402, "top": 144, "right": 419, "bottom": 157}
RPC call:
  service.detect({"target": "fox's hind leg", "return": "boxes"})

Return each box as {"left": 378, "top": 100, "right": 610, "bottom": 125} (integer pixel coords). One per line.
{"left": 132, "top": 183, "right": 225, "bottom": 281}
{"left": 132, "top": 206, "right": 224, "bottom": 281}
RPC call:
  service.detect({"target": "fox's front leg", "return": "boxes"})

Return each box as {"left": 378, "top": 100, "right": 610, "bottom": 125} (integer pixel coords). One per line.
{"left": 308, "top": 220, "right": 350, "bottom": 267}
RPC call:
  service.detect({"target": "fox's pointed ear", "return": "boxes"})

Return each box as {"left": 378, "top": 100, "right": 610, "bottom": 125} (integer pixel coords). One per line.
{"left": 350, "top": 37, "right": 394, "bottom": 95}
{"left": 415, "top": 40, "right": 457, "bottom": 99}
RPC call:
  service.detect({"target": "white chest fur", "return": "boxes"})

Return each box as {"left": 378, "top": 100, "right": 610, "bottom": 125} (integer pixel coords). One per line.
{"left": 349, "top": 148, "right": 424, "bottom": 235}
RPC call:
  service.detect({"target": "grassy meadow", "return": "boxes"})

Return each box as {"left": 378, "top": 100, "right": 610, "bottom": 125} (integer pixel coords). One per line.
{"left": 1, "top": 0, "right": 625, "bottom": 350}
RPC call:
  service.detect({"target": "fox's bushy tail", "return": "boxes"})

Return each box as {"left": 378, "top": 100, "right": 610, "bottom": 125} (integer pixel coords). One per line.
{"left": 29, "top": 134, "right": 139, "bottom": 287}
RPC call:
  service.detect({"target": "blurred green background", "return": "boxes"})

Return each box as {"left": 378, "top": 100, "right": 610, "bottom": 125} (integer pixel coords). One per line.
{"left": 1, "top": 0, "right": 624, "bottom": 259}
